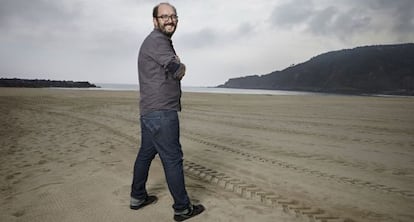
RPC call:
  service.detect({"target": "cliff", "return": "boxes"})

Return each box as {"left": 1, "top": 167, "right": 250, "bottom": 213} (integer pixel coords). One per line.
{"left": 218, "top": 43, "right": 414, "bottom": 95}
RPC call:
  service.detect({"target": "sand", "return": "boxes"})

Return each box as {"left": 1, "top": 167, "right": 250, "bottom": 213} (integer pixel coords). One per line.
{"left": 0, "top": 88, "right": 413, "bottom": 222}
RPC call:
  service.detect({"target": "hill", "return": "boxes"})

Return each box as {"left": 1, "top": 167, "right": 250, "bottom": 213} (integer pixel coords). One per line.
{"left": 218, "top": 43, "right": 414, "bottom": 95}
{"left": 0, "top": 78, "right": 98, "bottom": 88}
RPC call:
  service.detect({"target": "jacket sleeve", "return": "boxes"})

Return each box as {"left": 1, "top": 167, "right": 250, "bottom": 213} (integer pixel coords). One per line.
{"left": 146, "top": 35, "right": 184, "bottom": 80}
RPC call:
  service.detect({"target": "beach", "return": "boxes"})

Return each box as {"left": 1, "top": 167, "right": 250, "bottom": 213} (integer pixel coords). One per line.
{"left": 1, "top": 88, "right": 413, "bottom": 222}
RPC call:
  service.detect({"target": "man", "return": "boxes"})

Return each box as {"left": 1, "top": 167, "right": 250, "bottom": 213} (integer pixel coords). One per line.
{"left": 130, "top": 2, "right": 205, "bottom": 221}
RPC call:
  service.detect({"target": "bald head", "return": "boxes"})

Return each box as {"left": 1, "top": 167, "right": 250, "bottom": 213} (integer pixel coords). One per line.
{"left": 153, "top": 3, "right": 177, "bottom": 18}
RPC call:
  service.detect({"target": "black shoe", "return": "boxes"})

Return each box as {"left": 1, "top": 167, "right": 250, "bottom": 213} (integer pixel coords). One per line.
{"left": 174, "top": 204, "right": 205, "bottom": 221}
{"left": 130, "top": 195, "right": 158, "bottom": 210}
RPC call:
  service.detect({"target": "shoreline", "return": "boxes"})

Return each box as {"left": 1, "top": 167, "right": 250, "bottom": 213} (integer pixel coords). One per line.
{"left": 2, "top": 86, "right": 413, "bottom": 98}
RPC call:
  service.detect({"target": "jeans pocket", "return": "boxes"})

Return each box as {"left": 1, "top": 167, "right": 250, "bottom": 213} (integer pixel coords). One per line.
{"left": 142, "top": 116, "right": 161, "bottom": 136}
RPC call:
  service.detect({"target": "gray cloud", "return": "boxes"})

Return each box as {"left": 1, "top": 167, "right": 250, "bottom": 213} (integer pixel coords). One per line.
{"left": 176, "top": 28, "right": 218, "bottom": 48}
{"left": 236, "top": 22, "right": 256, "bottom": 36}
{"left": 0, "top": 0, "right": 81, "bottom": 30}
{"left": 0, "top": 0, "right": 85, "bottom": 49}
{"left": 269, "top": 0, "right": 313, "bottom": 28}
{"left": 365, "top": 0, "right": 414, "bottom": 39}
{"left": 86, "top": 29, "right": 142, "bottom": 58}
{"left": 308, "top": 7, "right": 372, "bottom": 40}
{"left": 0, "top": 0, "right": 143, "bottom": 83}
{"left": 0, "top": 0, "right": 145, "bottom": 55}
{"left": 176, "top": 21, "right": 256, "bottom": 50}
{"left": 269, "top": 0, "right": 414, "bottom": 42}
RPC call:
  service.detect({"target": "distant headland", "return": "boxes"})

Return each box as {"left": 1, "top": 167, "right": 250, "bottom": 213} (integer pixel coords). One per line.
{"left": 218, "top": 43, "right": 414, "bottom": 96}
{"left": 0, "top": 78, "right": 98, "bottom": 88}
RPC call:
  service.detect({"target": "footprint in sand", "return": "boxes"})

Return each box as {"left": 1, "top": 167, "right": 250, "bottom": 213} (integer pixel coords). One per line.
{"left": 37, "top": 160, "right": 47, "bottom": 165}
{"left": 12, "top": 209, "right": 25, "bottom": 217}
{"left": 5, "top": 174, "right": 15, "bottom": 180}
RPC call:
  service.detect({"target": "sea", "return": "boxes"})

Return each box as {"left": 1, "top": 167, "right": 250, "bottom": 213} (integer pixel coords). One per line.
{"left": 54, "top": 83, "right": 411, "bottom": 97}
{"left": 93, "top": 83, "right": 314, "bottom": 96}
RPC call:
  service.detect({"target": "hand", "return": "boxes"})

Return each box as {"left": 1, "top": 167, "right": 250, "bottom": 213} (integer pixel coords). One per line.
{"left": 175, "top": 55, "right": 181, "bottom": 63}
{"left": 175, "top": 63, "right": 186, "bottom": 80}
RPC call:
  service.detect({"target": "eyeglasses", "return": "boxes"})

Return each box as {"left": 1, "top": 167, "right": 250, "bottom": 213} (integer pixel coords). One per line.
{"left": 156, "top": 14, "right": 178, "bottom": 21}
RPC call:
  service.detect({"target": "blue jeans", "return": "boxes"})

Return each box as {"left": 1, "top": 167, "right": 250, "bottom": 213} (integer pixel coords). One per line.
{"left": 131, "top": 110, "right": 190, "bottom": 211}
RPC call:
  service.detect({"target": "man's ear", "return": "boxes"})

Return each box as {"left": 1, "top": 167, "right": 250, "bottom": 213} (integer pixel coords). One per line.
{"left": 153, "top": 18, "right": 158, "bottom": 28}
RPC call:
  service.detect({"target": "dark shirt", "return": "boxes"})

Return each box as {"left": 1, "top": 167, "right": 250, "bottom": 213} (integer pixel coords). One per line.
{"left": 138, "top": 29, "right": 182, "bottom": 115}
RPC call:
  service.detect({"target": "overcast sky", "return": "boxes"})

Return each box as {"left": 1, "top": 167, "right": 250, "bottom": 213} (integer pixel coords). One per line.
{"left": 1, "top": 0, "right": 413, "bottom": 86}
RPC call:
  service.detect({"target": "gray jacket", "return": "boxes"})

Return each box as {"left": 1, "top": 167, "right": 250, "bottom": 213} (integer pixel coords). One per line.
{"left": 138, "top": 29, "right": 185, "bottom": 116}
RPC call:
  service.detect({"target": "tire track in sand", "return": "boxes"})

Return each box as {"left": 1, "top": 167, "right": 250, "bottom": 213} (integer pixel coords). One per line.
{"left": 184, "top": 160, "right": 355, "bottom": 222}
{"left": 182, "top": 131, "right": 414, "bottom": 200}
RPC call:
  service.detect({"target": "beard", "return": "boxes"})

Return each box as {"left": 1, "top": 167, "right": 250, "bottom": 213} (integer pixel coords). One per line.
{"left": 157, "top": 22, "right": 177, "bottom": 37}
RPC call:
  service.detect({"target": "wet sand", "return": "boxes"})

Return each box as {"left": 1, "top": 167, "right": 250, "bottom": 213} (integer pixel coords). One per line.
{"left": 1, "top": 88, "right": 413, "bottom": 222}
